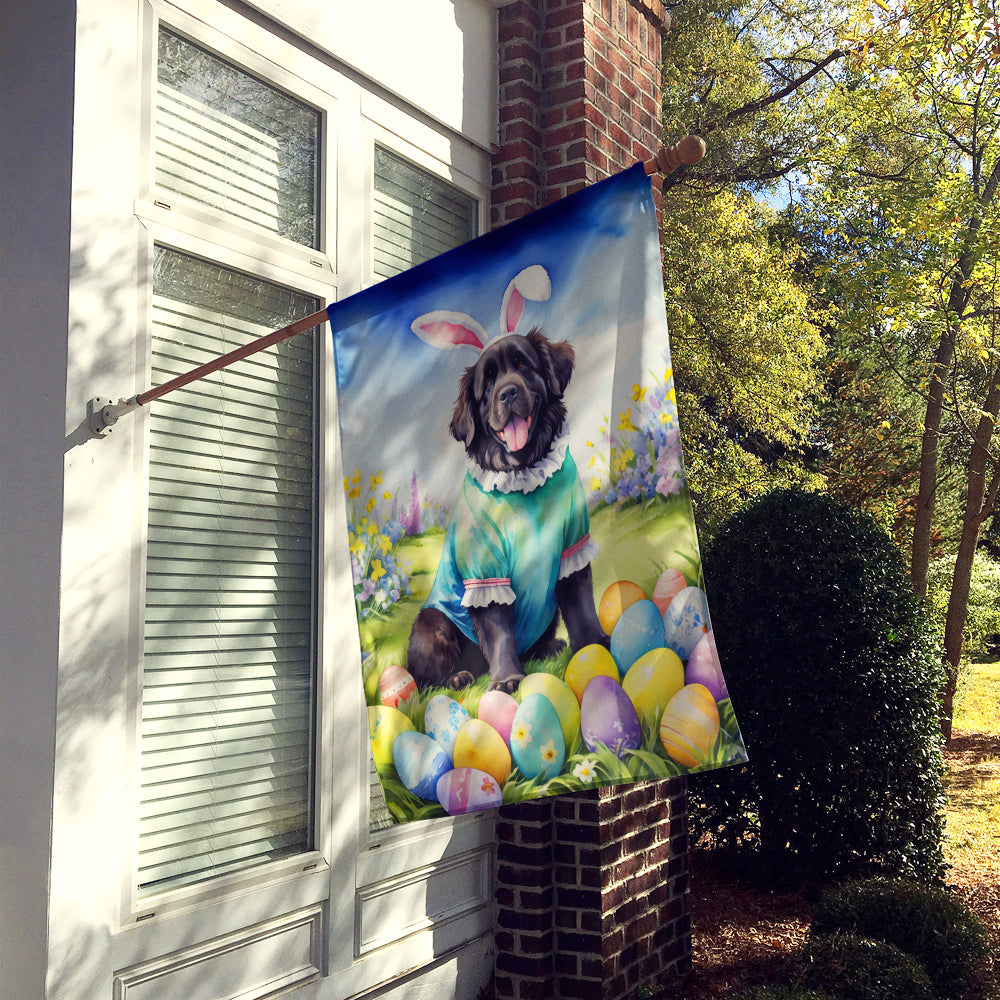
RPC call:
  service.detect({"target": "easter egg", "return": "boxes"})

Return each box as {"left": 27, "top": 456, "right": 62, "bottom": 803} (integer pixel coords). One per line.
{"left": 598, "top": 580, "right": 646, "bottom": 634}
{"left": 565, "top": 644, "right": 620, "bottom": 703}
{"left": 519, "top": 673, "right": 580, "bottom": 752}
{"left": 476, "top": 689, "right": 519, "bottom": 746}
{"left": 436, "top": 767, "right": 504, "bottom": 815}
{"left": 663, "top": 586, "right": 712, "bottom": 661}
{"left": 685, "top": 630, "right": 728, "bottom": 703}
{"left": 621, "top": 647, "right": 685, "bottom": 730}
{"left": 453, "top": 718, "right": 511, "bottom": 786}
{"left": 610, "top": 599, "right": 666, "bottom": 675}
{"left": 367, "top": 706, "right": 415, "bottom": 770}
{"left": 659, "top": 683, "right": 720, "bottom": 768}
{"left": 379, "top": 663, "right": 418, "bottom": 711}
{"left": 651, "top": 567, "right": 688, "bottom": 616}
{"left": 423, "top": 693, "right": 471, "bottom": 762}
{"left": 509, "top": 693, "right": 566, "bottom": 780}
{"left": 580, "top": 675, "right": 643, "bottom": 758}
{"left": 392, "top": 730, "right": 452, "bottom": 800}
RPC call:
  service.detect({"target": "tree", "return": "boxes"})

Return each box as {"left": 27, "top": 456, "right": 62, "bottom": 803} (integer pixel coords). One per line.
{"left": 801, "top": 0, "right": 1000, "bottom": 736}
{"left": 661, "top": 188, "right": 825, "bottom": 532}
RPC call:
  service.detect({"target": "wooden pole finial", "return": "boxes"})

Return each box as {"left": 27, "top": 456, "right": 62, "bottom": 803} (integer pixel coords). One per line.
{"left": 643, "top": 135, "right": 707, "bottom": 176}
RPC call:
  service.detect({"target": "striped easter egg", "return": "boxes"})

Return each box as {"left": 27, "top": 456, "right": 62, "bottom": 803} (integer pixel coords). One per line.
{"left": 659, "top": 683, "right": 720, "bottom": 769}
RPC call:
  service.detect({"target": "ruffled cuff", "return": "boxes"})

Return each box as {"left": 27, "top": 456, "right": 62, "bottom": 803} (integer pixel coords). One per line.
{"left": 461, "top": 578, "right": 516, "bottom": 608}
{"left": 559, "top": 534, "right": 600, "bottom": 579}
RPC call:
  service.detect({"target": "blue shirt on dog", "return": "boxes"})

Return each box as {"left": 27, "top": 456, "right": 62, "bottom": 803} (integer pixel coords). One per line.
{"left": 424, "top": 434, "right": 597, "bottom": 653}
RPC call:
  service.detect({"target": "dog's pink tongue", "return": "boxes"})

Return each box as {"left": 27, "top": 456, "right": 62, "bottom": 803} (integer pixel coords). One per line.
{"left": 503, "top": 415, "right": 530, "bottom": 451}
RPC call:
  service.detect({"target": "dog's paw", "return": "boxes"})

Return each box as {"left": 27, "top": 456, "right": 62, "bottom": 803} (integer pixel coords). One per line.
{"left": 487, "top": 673, "right": 525, "bottom": 695}
{"left": 445, "top": 670, "right": 477, "bottom": 690}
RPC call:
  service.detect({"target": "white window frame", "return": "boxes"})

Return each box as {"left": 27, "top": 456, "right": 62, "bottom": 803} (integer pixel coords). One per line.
{"left": 112, "top": 1, "right": 497, "bottom": 991}
{"left": 123, "top": 0, "right": 340, "bottom": 931}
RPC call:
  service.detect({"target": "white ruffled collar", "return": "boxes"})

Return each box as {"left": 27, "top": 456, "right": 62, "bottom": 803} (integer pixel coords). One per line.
{"left": 466, "top": 426, "right": 570, "bottom": 494}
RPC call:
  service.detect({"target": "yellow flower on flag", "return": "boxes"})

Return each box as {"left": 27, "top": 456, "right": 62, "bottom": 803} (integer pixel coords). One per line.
{"left": 618, "top": 409, "right": 635, "bottom": 432}
{"left": 371, "top": 559, "right": 386, "bottom": 582}
{"left": 632, "top": 383, "right": 646, "bottom": 402}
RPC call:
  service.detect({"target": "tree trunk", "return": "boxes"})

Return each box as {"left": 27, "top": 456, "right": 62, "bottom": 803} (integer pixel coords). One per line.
{"left": 910, "top": 330, "right": 955, "bottom": 598}
{"left": 940, "top": 374, "right": 1000, "bottom": 741}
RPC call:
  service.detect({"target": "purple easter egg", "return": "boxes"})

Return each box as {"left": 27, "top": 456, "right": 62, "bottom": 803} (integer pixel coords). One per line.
{"left": 580, "top": 675, "right": 642, "bottom": 758}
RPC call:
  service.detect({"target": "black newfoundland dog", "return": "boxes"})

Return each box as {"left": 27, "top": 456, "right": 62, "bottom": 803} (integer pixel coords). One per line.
{"left": 407, "top": 328, "right": 607, "bottom": 693}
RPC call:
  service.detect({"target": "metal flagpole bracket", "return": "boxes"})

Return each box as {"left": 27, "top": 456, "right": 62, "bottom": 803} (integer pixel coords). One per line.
{"left": 88, "top": 395, "right": 140, "bottom": 438}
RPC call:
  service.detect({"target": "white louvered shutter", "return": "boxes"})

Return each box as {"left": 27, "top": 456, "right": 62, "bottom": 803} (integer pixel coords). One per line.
{"left": 139, "top": 27, "right": 321, "bottom": 896}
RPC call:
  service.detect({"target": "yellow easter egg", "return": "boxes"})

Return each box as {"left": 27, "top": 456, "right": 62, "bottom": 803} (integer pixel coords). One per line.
{"left": 454, "top": 718, "right": 512, "bottom": 786}
{"left": 565, "top": 644, "right": 620, "bottom": 704}
{"left": 598, "top": 580, "right": 647, "bottom": 634}
{"left": 659, "top": 683, "right": 720, "bottom": 769}
{"left": 622, "top": 647, "right": 685, "bottom": 730}
{"left": 519, "top": 673, "right": 581, "bottom": 752}
{"left": 368, "top": 705, "right": 415, "bottom": 770}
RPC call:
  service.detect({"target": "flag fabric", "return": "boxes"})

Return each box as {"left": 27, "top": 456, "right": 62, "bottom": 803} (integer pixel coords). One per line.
{"left": 328, "top": 164, "right": 747, "bottom": 823}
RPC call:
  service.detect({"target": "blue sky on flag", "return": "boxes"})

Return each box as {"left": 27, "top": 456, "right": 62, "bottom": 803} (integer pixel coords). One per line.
{"left": 328, "top": 164, "right": 671, "bottom": 507}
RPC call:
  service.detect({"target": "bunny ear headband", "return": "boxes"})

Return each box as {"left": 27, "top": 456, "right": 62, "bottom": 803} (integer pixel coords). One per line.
{"left": 410, "top": 265, "right": 551, "bottom": 353}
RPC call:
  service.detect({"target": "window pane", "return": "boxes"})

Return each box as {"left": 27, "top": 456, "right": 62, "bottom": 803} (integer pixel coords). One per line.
{"left": 139, "top": 247, "right": 318, "bottom": 895}
{"left": 156, "top": 28, "right": 320, "bottom": 248}
{"left": 368, "top": 150, "right": 478, "bottom": 831}
{"left": 372, "top": 146, "right": 477, "bottom": 279}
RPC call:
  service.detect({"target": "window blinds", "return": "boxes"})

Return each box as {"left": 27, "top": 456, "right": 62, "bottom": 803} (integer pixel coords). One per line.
{"left": 139, "top": 248, "right": 318, "bottom": 895}
{"left": 368, "top": 150, "right": 478, "bottom": 831}
{"left": 156, "top": 28, "right": 320, "bottom": 249}
{"left": 372, "top": 146, "right": 477, "bottom": 279}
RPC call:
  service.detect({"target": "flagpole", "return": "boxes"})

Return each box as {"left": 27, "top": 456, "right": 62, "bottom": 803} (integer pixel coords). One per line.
{"left": 88, "top": 136, "right": 705, "bottom": 437}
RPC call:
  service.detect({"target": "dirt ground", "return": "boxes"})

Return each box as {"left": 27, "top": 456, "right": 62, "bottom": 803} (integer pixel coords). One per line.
{"left": 672, "top": 732, "right": 1000, "bottom": 999}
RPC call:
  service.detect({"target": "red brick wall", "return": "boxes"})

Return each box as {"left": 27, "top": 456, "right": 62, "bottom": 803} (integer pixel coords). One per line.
{"left": 491, "top": 4, "right": 691, "bottom": 998}
{"left": 492, "top": 0, "right": 667, "bottom": 226}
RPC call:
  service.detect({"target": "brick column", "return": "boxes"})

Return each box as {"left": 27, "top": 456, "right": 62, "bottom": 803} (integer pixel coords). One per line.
{"left": 491, "top": 3, "right": 691, "bottom": 999}
{"left": 493, "top": 0, "right": 668, "bottom": 226}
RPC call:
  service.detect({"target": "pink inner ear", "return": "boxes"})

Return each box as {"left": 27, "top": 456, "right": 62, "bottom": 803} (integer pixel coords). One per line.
{"left": 419, "top": 321, "right": 486, "bottom": 350}
{"left": 506, "top": 289, "right": 525, "bottom": 333}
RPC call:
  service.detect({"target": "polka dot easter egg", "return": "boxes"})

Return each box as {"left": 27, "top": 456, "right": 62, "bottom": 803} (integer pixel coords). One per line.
{"left": 621, "top": 646, "right": 685, "bottom": 730}
{"left": 565, "top": 644, "right": 620, "bottom": 703}
{"left": 662, "top": 586, "right": 711, "bottom": 660}
{"left": 509, "top": 693, "right": 566, "bottom": 780}
{"left": 580, "top": 675, "right": 642, "bottom": 758}
{"left": 436, "top": 767, "right": 504, "bottom": 816}
{"left": 423, "top": 693, "right": 471, "bottom": 762}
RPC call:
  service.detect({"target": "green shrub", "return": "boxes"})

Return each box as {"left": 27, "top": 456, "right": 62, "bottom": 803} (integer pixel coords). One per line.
{"left": 692, "top": 488, "right": 947, "bottom": 882}
{"left": 811, "top": 877, "right": 988, "bottom": 999}
{"left": 731, "top": 987, "right": 836, "bottom": 1000}
{"left": 927, "top": 550, "right": 1000, "bottom": 658}
{"left": 790, "top": 933, "right": 934, "bottom": 1000}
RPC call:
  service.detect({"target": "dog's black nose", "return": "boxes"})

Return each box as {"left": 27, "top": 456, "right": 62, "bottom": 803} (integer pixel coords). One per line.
{"left": 499, "top": 385, "right": 518, "bottom": 405}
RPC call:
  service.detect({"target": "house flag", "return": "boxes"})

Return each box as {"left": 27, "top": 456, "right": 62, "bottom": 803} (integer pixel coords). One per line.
{"left": 328, "top": 164, "right": 747, "bottom": 823}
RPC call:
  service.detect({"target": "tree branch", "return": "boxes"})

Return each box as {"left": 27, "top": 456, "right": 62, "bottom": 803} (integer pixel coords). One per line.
{"left": 703, "top": 49, "right": 848, "bottom": 133}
